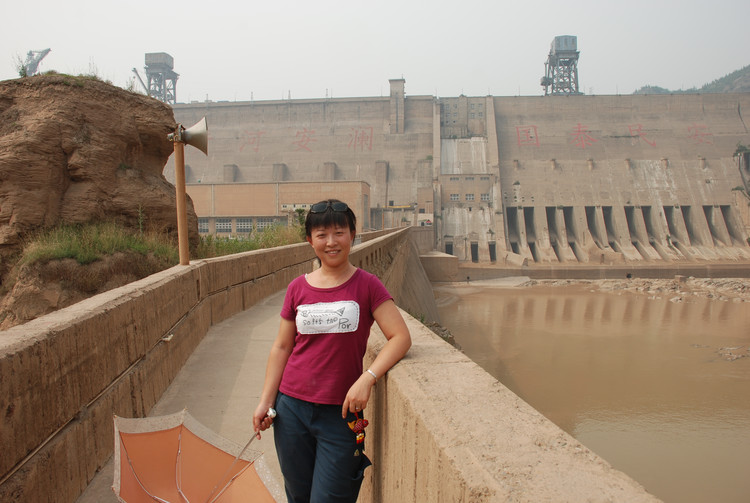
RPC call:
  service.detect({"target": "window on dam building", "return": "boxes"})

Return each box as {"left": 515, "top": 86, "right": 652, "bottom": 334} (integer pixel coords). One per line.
{"left": 256, "top": 217, "right": 275, "bottom": 230}
{"left": 197, "top": 216, "right": 287, "bottom": 235}
{"left": 216, "top": 218, "right": 232, "bottom": 233}
{"left": 237, "top": 218, "right": 253, "bottom": 233}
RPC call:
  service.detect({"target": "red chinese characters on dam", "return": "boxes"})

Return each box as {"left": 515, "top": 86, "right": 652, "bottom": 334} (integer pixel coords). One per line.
{"left": 688, "top": 123, "right": 713, "bottom": 145}
{"left": 516, "top": 125, "right": 540, "bottom": 147}
{"left": 293, "top": 128, "right": 317, "bottom": 152}
{"left": 570, "top": 123, "right": 599, "bottom": 149}
{"left": 242, "top": 122, "right": 712, "bottom": 154}
{"left": 514, "top": 123, "right": 710, "bottom": 149}
{"left": 628, "top": 124, "right": 656, "bottom": 147}
{"left": 240, "top": 131, "right": 266, "bottom": 153}
{"left": 348, "top": 127, "right": 374, "bottom": 151}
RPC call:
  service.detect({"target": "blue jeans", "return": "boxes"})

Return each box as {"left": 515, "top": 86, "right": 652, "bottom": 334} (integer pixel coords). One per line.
{"left": 273, "top": 392, "right": 372, "bottom": 503}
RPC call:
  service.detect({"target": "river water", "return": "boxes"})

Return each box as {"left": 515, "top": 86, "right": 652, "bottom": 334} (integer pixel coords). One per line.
{"left": 433, "top": 279, "right": 750, "bottom": 503}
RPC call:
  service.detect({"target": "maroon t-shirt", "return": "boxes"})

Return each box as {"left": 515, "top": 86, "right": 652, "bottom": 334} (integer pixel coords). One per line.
{"left": 279, "top": 268, "right": 392, "bottom": 405}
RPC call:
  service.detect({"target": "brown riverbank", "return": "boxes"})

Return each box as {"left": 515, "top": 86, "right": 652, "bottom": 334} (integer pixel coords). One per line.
{"left": 457, "top": 262, "right": 750, "bottom": 281}
{"left": 526, "top": 276, "right": 750, "bottom": 302}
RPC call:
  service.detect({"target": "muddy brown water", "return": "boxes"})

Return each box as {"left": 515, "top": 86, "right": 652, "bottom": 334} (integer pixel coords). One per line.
{"left": 433, "top": 280, "right": 750, "bottom": 503}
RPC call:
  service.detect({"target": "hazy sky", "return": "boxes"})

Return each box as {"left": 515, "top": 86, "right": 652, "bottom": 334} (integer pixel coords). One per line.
{"left": 2, "top": 0, "right": 748, "bottom": 103}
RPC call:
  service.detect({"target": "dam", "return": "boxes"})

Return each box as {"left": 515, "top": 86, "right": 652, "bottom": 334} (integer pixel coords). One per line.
{"left": 170, "top": 80, "right": 750, "bottom": 267}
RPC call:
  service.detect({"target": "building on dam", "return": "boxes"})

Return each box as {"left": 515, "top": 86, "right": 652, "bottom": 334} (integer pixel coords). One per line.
{"left": 169, "top": 78, "right": 750, "bottom": 265}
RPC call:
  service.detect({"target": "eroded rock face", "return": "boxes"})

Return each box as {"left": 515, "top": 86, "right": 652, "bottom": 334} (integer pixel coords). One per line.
{"left": 0, "top": 74, "right": 198, "bottom": 272}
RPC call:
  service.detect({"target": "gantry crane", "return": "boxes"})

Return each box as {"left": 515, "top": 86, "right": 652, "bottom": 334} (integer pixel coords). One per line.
{"left": 541, "top": 36, "right": 582, "bottom": 96}
{"left": 23, "top": 49, "right": 51, "bottom": 76}
{"left": 132, "top": 52, "right": 179, "bottom": 104}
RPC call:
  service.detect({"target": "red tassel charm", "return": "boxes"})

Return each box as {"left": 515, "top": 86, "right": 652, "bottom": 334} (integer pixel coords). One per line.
{"left": 348, "top": 411, "right": 369, "bottom": 444}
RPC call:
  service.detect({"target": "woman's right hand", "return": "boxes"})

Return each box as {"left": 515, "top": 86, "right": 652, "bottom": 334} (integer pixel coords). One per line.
{"left": 252, "top": 402, "right": 275, "bottom": 436}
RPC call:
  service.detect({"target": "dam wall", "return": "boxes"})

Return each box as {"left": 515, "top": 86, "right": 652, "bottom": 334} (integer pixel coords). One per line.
{"left": 172, "top": 90, "right": 437, "bottom": 212}
{"left": 172, "top": 86, "right": 750, "bottom": 266}
{"left": 488, "top": 94, "right": 750, "bottom": 264}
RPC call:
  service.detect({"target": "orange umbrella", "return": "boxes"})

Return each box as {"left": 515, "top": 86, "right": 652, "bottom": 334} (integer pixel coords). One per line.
{"left": 113, "top": 410, "right": 280, "bottom": 502}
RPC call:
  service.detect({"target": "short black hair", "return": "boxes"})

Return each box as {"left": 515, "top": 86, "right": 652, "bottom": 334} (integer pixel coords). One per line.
{"left": 305, "top": 199, "right": 357, "bottom": 237}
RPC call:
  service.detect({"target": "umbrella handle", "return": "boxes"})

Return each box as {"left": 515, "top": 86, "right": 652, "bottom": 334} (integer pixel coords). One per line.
{"left": 203, "top": 408, "right": 276, "bottom": 503}
{"left": 202, "top": 437, "right": 256, "bottom": 503}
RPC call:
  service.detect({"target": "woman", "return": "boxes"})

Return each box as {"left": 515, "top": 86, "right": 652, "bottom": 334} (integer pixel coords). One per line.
{"left": 253, "top": 199, "right": 412, "bottom": 503}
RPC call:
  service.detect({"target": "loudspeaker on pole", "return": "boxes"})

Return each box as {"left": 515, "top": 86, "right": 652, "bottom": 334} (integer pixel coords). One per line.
{"left": 167, "top": 116, "right": 209, "bottom": 265}
{"left": 181, "top": 117, "right": 208, "bottom": 155}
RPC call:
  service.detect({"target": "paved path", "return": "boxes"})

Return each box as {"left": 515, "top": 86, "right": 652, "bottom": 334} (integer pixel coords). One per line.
{"left": 77, "top": 291, "right": 285, "bottom": 502}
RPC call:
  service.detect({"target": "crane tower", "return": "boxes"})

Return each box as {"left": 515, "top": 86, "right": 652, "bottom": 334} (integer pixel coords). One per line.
{"left": 24, "top": 49, "right": 51, "bottom": 76}
{"left": 138, "top": 52, "right": 179, "bottom": 104}
{"left": 541, "top": 36, "right": 581, "bottom": 96}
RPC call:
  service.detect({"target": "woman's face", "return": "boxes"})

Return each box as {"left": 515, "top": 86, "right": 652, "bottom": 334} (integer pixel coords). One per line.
{"left": 307, "top": 224, "right": 355, "bottom": 267}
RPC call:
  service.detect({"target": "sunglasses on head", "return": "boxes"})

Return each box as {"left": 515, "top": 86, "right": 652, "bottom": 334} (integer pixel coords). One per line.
{"left": 310, "top": 201, "right": 349, "bottom": 213}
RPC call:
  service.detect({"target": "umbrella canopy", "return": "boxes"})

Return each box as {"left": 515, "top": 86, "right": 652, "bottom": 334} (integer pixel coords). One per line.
{"left": 113, "top": 410, "right": 280, "bottom": 503}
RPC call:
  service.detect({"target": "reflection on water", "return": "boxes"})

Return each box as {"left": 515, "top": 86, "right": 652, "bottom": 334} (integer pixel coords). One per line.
{"left": 434, "top": 282, "right": 750, "bottom": 503}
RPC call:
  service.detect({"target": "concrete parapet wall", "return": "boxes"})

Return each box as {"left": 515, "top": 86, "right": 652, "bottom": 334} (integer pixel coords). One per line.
{"left": 0, "top": 228, "right": 435, "bottom": 502}
{"left": 361, "top": 320, "right": 659, "bottom": 502}
{"left": 409, "top": 225, "right": 435, "bottom": 253}
{"left": 352, "top": 228, "right": 440, "bottom": 324}
{"left": 0, "top": 243, "right": 317, "bottom": 502}
{"left": 359, "top": 228, "right": 397, "bottom": 243}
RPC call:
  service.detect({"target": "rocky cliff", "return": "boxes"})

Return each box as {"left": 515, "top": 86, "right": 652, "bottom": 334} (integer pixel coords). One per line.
{"left": 0, "top": 74, "right": 198, "bottom": 264}
{"left": 0, "top": 74, "right": 199, "bottom": 327}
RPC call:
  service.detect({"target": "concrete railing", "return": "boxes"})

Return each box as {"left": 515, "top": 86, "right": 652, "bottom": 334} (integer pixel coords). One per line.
{"left": 0, "top": 240, "right": 317, "bottom": 502}
{"left": 360, "top": 319, "right": 659, "bottom": 502}
{"left": 0, "top": 227, "right": 416, "bottom": 502}
{"left": 0, "top": 226, "right": 657, "bottom": 502}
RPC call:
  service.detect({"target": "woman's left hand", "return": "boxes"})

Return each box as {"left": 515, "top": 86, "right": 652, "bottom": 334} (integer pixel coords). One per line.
{"left": 341, "top": 372, "right": 376, "bottom": 417}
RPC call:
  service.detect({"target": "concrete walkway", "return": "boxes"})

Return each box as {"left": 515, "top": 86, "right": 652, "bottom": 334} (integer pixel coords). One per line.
{"left": 77, "top": 291, "right": 286, "bottom": 502}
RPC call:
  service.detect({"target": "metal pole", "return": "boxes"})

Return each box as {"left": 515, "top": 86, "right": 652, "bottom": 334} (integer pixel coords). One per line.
{"left": 173, "top": 140, "right": 190, "bottom": 265}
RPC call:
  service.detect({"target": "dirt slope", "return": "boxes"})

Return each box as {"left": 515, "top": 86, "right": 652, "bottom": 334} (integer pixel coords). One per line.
{"left": 0, "top": 74, "right": 199, "bottom": 329}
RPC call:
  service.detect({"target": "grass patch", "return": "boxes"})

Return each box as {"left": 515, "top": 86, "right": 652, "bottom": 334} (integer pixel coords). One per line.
{"left": 20, "top": 221, "right": 306, "bottom": 266}
{"left": 194, "top": 224, "right": 305, "bottom": 259}
{"left": 21, "top": 222, "right": 178, "bottom": 266}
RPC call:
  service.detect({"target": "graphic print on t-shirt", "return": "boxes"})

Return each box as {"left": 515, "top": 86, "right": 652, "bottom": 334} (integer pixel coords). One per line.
{"left": 296, "top": 300, "right": 360, "bottom": 334}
